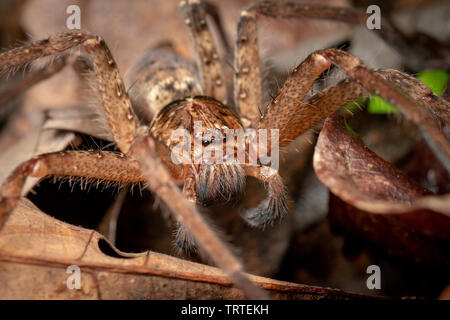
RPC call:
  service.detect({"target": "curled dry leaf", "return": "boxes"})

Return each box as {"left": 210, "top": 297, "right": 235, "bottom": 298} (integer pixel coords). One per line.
{"left": 314, "top": 111, "right": 450, "bottom": 267}
{"left": 0, "top": 199, "right": 374, "bottom": 300}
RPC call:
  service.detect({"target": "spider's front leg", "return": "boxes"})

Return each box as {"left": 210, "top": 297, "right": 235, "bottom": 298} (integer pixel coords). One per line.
{"left": 233, "top": 0, "right": 450, "bottom": 225}
{"left": 258, "top": 48, "right": 450, "bottom": 170}
{"left": 234, "top": 2, "right": 449, "bottom": 168}
{"left": 238, "top": 53, "right": 450, "bottom": 227}
{"left": 0, "top": 32, "right": 268, "bottom": 299}
{"left": 234, "top": 50, "right": 334, "bottom": 228}
{"left": 0, "top": 31, "right": 137, "bottom": 153}
{"left": 233, "top": 1, "right": 434, "bottom": 129}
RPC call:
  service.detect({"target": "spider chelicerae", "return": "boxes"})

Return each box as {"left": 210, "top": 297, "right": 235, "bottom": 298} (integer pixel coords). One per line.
{"left": 0, "top": 0, "right": 448, "bottom": 299}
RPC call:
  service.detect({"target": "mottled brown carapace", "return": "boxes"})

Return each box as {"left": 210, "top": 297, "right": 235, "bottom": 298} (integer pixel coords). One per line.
{"left": 150, "top": 96, "right": 246, "bottom": 203}
{"left": 0, "top": 0, "right": 448, "bottom": 299}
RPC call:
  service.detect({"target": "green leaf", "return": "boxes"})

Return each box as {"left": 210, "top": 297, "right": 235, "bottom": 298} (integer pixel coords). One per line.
{"left": 367, "top": 95, "right": 399, "bottom": 114}
{"left": 417, "top": 69, "right": 449, "bottom": 96}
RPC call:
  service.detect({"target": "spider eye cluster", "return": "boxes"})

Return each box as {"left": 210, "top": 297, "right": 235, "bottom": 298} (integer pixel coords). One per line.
{"left": 197, "top": 128, "right": 225, "bottom": 146}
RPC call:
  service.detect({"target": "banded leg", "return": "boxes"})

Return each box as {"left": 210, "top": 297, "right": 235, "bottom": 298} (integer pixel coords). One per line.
{"left": 242, "top": 164, "right": 287, "bottom": 228}
{"left": 233, "top": 1, "right": 430, "bottom": 128}
{"left": 180, "top": 0, "right": 228, "bottom": 103}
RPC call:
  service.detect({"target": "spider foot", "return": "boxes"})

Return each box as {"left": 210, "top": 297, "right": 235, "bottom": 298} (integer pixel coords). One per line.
{"left": 242, "top": 170, "right": 288, "bottom": 228}
{"left": 242, "top": 195, "right": 288, "bottom": 228}
{"left": 174, "top": 222, "right": 199, "bottom": 253}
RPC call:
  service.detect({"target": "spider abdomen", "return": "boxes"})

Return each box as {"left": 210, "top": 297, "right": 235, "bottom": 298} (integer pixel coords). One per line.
{"left": 126, "top": 49, "right": 202, "bottom": 122}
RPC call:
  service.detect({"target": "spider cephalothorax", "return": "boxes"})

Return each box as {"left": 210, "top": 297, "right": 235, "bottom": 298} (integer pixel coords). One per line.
{"left": 150, "top": 94, "right": 249, "bottom": 206}
{"left": 0, "top": 0, "right": 448, "bottom": 299}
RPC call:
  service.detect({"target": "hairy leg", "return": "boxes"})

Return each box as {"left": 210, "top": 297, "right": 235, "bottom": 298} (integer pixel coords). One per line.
{"left": 0, "top": 146, "right": 267, "bottom": 298}
{"left": 175, "top": 166, "right": 199, "bottom": 251}
{"left": 0, "top": 150, "right": 143, "bottom": 228}
{"left": 277, "top": 68, "right": 450, "bottom": 147}
{"left": 258, "top": 49, "right": 450, "bottom": 170}
{"left": 233, "top": 0, "right": 432, "bottom": 128}
{"left": 278, "top": 78, "right": 365, "bottom": 147}
{"left": 0, "top": 31, "right": 137, "bottom": 153}
{"left": 180, "top": 0, "right": 227, "bottom": 103}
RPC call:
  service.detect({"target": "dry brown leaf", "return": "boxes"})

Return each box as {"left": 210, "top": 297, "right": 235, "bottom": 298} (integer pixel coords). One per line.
{"left": 0, "top": 199, "right": 374, "bottom": 300}
{"left": 314, "top": 111, "right": 450, "bottom": 216}
{"left": 314, "top": 111, "right": 450, "bottom": 267}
